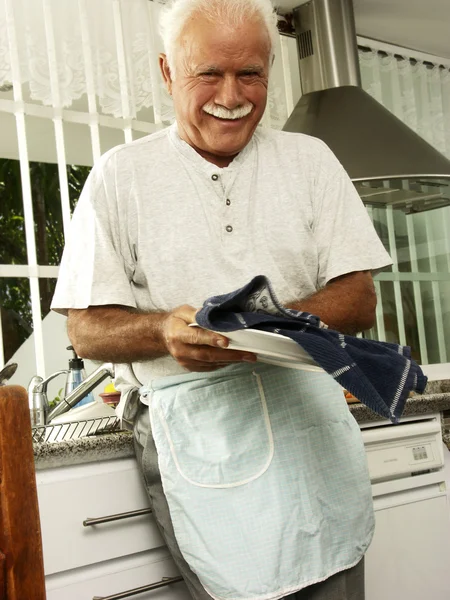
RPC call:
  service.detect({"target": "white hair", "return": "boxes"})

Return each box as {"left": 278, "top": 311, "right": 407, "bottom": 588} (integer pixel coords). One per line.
{"left": 159, "top": 0, "right": 279, "bottom": 78}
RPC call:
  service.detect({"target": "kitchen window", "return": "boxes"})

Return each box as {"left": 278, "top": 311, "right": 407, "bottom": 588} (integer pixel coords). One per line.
{"left": 358, "top": 40, "right": 450, "bottom": 365}
{"left": 365, "top": 203, "right": 450, "bottom": 364}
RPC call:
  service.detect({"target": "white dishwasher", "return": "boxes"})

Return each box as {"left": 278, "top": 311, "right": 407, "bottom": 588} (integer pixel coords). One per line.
{"left": 360, "top": 413, "right": 450, "bottom": 600}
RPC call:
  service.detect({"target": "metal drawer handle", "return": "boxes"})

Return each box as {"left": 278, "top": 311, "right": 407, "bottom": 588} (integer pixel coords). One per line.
{"left": 92, "top": 576, "right": 184, "bottom": 600}
{"left": 83, "top": 508, "right": 153, "bottom": 527}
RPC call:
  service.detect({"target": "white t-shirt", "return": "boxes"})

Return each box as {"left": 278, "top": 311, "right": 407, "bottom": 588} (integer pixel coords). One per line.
{"left": 51, "top": 124, "right": 392, "bottom": 421}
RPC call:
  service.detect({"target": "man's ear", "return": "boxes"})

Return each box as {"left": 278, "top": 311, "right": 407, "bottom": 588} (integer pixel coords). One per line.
{"left": 159, "top": 53, "right": 173, "bottom": 95}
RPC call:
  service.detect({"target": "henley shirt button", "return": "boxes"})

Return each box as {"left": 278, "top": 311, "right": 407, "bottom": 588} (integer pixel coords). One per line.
{"left": 226, "top": 225, "right": 233, "bottom": 233}
{"left": 211, "top": 174, "right": 219, "bottom": 181}
{"left": 226, "top": 199, "right": 231, "bottom": 206}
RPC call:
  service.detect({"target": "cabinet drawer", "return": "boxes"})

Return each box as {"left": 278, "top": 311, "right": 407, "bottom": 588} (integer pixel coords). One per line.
{"left": 37, "top": 457, "right": 164, "bottom": 575}
{"left": 46, "top": 548, "right": 191, "bottom": 600}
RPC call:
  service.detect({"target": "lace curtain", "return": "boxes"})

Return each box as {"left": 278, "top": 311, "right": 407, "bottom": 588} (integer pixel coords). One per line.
{"left": 359, "top": 47, "right": 450, "bottom": 159}
{"left": 0, "top": 0, "right": 293, "bottom": 129}
{"left": 1, "top": 0, "right": 449, "bottom": 142}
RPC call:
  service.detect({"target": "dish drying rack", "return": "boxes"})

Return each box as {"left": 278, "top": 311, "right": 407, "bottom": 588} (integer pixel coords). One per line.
{"left": 32, "top": 415, "right": 121, "bottom": 444}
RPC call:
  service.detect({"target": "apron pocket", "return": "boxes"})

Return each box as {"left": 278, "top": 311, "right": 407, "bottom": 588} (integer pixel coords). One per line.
{"left": 152, "top": 371, "right": 274, "bottom": 488}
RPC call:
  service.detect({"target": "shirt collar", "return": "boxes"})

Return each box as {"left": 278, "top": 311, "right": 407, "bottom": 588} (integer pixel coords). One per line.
{"left": 168, "top": 121, "right": 255, "bottom": 175}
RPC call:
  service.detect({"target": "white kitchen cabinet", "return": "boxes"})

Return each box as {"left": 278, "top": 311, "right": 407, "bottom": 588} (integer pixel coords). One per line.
{"left": 37, "top": 457, "right": 163, "bottom": 574}
{"left": 36, "top": 456, "right": 189, "bottom": 599}
{"left": 361, "top": 416, "right": 450, "bottom": 600}
{"left": 444, "top": 442, "right": 450, "bottom": 507}
{"left": 45, "top": 549, "right": 191, "bottom": 600}
{"left": 366, "top": 490, "right": 450, "bottom": 600}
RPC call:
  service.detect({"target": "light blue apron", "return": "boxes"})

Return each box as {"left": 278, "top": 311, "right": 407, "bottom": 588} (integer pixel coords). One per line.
{"left": 144, "top": 363, "right": 374, "bottom": 600}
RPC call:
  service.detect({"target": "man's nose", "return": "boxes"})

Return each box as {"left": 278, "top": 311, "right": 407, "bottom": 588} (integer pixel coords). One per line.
{"left": 214, "top": 75, "right": 244, "bottom": 109}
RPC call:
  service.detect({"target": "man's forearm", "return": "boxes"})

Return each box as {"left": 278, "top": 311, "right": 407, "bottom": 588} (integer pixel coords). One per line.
{"left": 67, "top": 306, "right": 169, "bottom": 363}
{"left": 286, "top": 271, "right": 377, "bottom": 334}
{"left": 67, "top": 304, "right": 255, "bottom": 371}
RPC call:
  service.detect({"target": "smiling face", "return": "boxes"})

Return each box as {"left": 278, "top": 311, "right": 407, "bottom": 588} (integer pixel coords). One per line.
{"left": 159, "top": 15, "right": 271, "bottom": 167}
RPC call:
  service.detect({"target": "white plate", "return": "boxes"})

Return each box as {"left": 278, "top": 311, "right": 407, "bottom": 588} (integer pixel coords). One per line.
{"left": 191, "top": 324, "right": 323, "bottom": 372}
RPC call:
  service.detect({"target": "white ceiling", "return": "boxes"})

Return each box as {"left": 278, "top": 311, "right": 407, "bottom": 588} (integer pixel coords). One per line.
{"left": 277, "top": 0, "right": 450, "bottom": 59}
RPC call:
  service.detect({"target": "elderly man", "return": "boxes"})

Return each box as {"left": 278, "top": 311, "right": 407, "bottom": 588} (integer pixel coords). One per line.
{"left": 52, "top": 0, "right": 392, "bottom": 598}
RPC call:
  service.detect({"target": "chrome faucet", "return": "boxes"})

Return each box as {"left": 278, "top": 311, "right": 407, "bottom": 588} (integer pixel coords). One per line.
{"left": 28, "top": 370, "right": 69, "bottom": 427}
{"left": 47, "top": 362, "right": 115, "bottom": 423}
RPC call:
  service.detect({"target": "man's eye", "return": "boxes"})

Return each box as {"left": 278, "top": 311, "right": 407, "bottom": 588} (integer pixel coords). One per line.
{"left": 242, "top": 72, "right": 260, "bottom": 78}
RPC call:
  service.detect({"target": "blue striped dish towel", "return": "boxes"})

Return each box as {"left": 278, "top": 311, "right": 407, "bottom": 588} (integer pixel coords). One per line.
{"left": 195, "top": 275, "right": 427, "bottom": 423}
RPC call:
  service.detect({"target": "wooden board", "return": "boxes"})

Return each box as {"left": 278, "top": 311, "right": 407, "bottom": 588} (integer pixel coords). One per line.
{"left": 0, "top": 385, "right": 46, "bottom": 599}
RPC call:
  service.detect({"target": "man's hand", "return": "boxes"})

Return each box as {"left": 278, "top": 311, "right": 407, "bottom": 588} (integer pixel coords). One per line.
{"left": 161, "top": 305, "right": 256, "bottom": 372}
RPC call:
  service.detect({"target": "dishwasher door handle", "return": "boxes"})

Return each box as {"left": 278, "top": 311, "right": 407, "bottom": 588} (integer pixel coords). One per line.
{"left": 92, "top": 576, "right": 184, "bottom": 600}
{"left": 83, "top": 507, "right": 153, "bottom": 527}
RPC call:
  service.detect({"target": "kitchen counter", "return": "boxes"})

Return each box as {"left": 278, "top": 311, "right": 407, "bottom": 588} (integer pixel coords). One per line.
{"left": 34, "top": 380, "right": 450, "bottom": 470}
{"left": 348, "top": 378, "right": 450, "bottom": 423}
{"left": 34, "top": 429, "right": 135, "bottom": 470}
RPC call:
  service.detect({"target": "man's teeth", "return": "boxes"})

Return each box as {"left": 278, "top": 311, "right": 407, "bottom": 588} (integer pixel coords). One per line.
{"left": 203, "top": 106, "right": 252, "bottom": 120}
{"left": 207, "top": 113, "right": 241, "bottom": 120}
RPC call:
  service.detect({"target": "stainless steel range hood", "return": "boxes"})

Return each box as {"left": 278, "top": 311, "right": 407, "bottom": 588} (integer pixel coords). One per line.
{"left": 282, "top": 0, "right": 450, "bottom": 213}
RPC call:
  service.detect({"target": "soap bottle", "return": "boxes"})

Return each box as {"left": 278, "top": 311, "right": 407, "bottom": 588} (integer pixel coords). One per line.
{"left": 65, "top": 346, "right": 95, "bottom": 408}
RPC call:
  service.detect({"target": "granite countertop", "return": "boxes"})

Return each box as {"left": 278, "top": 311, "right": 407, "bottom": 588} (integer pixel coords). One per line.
{"left": 34, "top": 380, "right": 450, "bottom": 471}
{"left": 348, "top": 378, "right": 450, "bottom": 423}
{"left": 34, "top": 429, "right": 135, "bottom": 471}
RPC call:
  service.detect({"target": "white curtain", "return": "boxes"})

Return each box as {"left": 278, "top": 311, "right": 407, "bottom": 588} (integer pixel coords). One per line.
{"left": 0, "top": 0, "right": 293, "bottom": 129}
{"left": 357, "top": 44, "right": 450, "bottom": 364}
{"left": 1, "top": 0, "right": 449, "bottom": 144}
{"left": 0, "top": 0, "right": 174, "bottom": 120}
{"left": 359, "top": 47, "right": 450, "bottom": 159}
